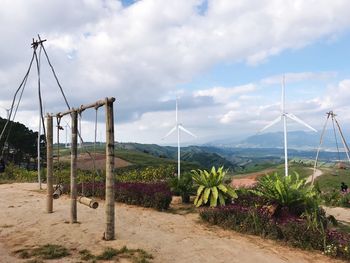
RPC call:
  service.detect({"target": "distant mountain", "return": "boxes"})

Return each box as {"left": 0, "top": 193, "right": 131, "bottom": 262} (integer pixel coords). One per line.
{"left": 221, "top": 130, "right": 350, "bottom": 150}
{"left": 115, "top": 137, "right": 348, "bottom": 173}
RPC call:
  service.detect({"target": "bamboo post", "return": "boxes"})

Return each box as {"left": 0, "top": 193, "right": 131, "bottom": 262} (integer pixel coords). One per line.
{"left": 46, "top": 114, "right": 53, "bottom": 213}
{"left": 70, "top": 110, "right": 78, "bottom": 223}
{"left": 105, "top": 97, "right": 115, "bottom": 240}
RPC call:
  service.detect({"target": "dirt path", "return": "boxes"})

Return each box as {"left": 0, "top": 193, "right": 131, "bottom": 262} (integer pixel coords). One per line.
{"left": 60, "top": 153, "right": 131, "bottom": 170}
{"left": 305, "top": 168, "right": 323, "bottom": 184}
{"left": 231, "top": 168, "right": 276, "bottom": 188}
{"left": 0, "top": 183, "right": 344, "bottom": 263}
{"left": 324, "top": 206, "right": 350, "bottom": 223}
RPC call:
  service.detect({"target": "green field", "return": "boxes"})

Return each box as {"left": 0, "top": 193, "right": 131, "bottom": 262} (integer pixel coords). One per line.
{"left": 315, "top": 168, "right": 350, "bottom": 192}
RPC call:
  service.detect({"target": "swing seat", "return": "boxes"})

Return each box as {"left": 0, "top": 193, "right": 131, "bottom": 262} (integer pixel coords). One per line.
{"left": 78, "top": 196, "right": 99, "bottom": 209}
{"left": 53, "top": 184, "right": 64, "bottom": 199}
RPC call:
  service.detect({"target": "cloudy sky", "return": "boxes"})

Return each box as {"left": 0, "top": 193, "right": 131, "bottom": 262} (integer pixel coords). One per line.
{"left": 1, "top": 0, "right": 350, "bottom": 145}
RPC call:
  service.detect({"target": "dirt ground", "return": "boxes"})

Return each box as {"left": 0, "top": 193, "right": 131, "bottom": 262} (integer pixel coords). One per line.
{"left": 0, "top": 183, "right": 345, "bottom": 263}
{"left": 60, "top": 153, "right": 131, "bottom": 170}
{"left": 231, "top": 168, "right": 276, "bottom": 188}
{"left": 232, "top": 168, "right": 322, "bottom": 188}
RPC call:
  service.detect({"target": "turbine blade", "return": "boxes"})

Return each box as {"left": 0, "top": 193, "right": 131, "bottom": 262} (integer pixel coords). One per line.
{"left": 162, "top": 126, "right": 177, "bottom": 140}
{"left": 175, "top": 98, "right": 178, "bottom": 123}
{"left": 179, "top": 125, "right": 197, "bottom": 138}
{"left": 259, "top": 116, "right": 282, "bottom": 133}
{"left": 285, "top": 113, "right": 317, "bottom": 132}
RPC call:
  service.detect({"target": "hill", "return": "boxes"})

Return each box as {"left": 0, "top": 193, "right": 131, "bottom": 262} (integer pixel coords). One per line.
{"left": 115, "top": 142, "right": 238, "bottom": 170}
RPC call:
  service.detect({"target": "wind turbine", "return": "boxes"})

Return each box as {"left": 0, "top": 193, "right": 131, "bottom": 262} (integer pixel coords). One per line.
{"left": 163, "top": 98, "right": 196, "bottom": 180}
{"left": 259, "top": 76, "right": 317, "bottom": 177}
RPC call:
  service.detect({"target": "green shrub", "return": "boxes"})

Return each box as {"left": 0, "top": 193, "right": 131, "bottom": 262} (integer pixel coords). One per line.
{"left": 168, "top": 172, "right": 195, "bottom": 203}
{"left": 117, "top": 165, "right": 175, "bottom": 183}
{"left": 1, "top": 162, "right": 38, "bottom": 182}
{"left": 192, "top": 166, "right": 237, "bottom": 207}
{"left": 321, "top": 190, "right": 350, "bottom": 208}
{"left": 250, "top": 172, "right": 319, "bottom": 216}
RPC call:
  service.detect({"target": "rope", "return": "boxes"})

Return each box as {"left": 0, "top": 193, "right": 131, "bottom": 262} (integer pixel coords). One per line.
{"left": 38, "top": 35, "right": 70, "bottom": 111}
{"left": 0, "top": 52, "right": 35, "bottom": 146}
{"left": 93, "top": 108, "right": 98, "bottom": 195}
{"left": 34, "top": 45, "right": 46, "bottom": 139}
{"left": 0, "top": 52, "right": 35, "bottom": 157}
{"left": 76, "top": 109, "right": 101, "bottom": 196}
{"left": 331, "top": 116, "right": 341, "bottom": 162}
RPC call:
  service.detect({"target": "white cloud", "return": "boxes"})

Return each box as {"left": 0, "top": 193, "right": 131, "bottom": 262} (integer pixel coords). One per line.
{"left": 261, "top": 72, "right": 338, "bottom": 85}
{"left": 1, "top": 1, "right": 350, "bottom": 142}
{"left": 193, "top": 84, "right": 256, "bottom": 104}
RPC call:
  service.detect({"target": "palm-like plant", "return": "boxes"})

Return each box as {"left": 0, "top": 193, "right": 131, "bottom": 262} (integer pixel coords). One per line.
{"left": 250, "top": 172, "right": 319, "bottom": 214}
{"left": 192, "top": 166, "right": 237, "bottom": 207}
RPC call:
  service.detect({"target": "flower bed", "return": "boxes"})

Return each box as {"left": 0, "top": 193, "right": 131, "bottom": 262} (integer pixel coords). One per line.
{"left": 200, "top": 204, "right": 350, "bottom": 260}
{"left": 63, "top": 182, "right": 172, "bottom": 211}
{"left": 115, "top": 182, "right": 172, "bottom": 210}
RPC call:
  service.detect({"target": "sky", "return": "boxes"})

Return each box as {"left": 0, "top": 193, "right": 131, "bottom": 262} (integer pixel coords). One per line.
{"left": 1, "top": 0, "right": 350, "bottom": 145}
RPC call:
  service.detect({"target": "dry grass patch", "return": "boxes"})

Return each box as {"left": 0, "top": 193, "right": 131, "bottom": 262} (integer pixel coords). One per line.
{"left": 79, "top": 246, "right": 153, "bottom": 262}
{"left": 14, "top": 244, "right": 70, "bottom": 260}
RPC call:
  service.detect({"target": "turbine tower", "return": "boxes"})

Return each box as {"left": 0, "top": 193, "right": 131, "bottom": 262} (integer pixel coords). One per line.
{"left": 163, "top": 98, "right": 196, "bottom": 180}
{"left": 259, "top": 76, "right": 317, "bottom": 177}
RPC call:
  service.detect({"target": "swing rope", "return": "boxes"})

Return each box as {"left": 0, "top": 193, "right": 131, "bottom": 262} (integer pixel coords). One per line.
{"left": 55, "top": 116, "right": 64, "bottom": 187}
{"left": 77, "top": 108, "right": 100, "bottom": 197}
{"left": 331, "top": 115, "right": 341, "bottom": 164}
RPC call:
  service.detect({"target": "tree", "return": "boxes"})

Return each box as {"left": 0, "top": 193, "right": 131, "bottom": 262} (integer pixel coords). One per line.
{"left": 0, "top": 117, "right": 44, "bottom": 166}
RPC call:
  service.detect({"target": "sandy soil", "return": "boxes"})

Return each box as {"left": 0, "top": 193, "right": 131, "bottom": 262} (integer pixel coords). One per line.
{"left": 60, "top": 153, "right": 131, "bottom": 170}
{"left": 231, "top": 168, "right": 276, "bottom": 188}
{"left": 324, "top": 206, "right": 350, "bottom": 223}
{"left": 305, "top": 168, "right": 323, "bottom": 184}
{"left": 0, "top": 183, "right": 345, "bottom": 263}
{"left": 232, "top": 168, "right": 322, "bottom": 188}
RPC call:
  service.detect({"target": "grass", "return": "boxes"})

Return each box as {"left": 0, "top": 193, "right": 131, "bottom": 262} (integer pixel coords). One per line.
{"left": 274, "top": 163, "right": 313, "bottom": 179}
{"left": 0, "top": 224, "right": 14, "bottom": 228}
{"left": 14, "top": 245, "right": 153, "bottom": 262}
{"left": 231, "top": 163, "right": 313, "bottom": 180}
{"left": 79, "top": 246, "right": 153, "bottom": 262}
{"left": 96, "top": 247, "right": 118, "bottom": 260}
{"left": 315, "top": 168, "right": 350, "bottom": 192}
{"left": 14, "top": 244, "right": 70, "bottom": 260}
{"left": 79, "top": 249, "right": 95, "bottom": 261}
{"left": 234, "top": 162, "right": 279, "bottom": 175}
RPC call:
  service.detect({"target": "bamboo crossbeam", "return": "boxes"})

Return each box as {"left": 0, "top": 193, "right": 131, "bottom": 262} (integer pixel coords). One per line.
{"left": 53, "top": 97, "right": 115, "bottom": 118}
{"left": 78, "top": 196, "right": 99, "bottom": 209}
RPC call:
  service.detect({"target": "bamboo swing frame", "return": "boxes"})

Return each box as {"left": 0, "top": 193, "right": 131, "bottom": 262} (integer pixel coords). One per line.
{"left": 46, "top": 97, "right": 116, "bottom": 240}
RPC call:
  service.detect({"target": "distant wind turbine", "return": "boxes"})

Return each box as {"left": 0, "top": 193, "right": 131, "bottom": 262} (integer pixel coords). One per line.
{"left": 163, "top": 98, "right": 196, "bottom": 180}
{"left": 259, "top": 76, "right": 317, "bottom": 177}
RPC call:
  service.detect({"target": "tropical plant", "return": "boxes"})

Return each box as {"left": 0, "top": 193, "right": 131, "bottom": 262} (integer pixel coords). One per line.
{"left": 169, "top": 172, "right": 195, "bottom": 203}
{"left": 250, "top": 172, "right": 319, "bottom": 216}
{"left": 192, "top": 166, "right": 237, "bottom": 207}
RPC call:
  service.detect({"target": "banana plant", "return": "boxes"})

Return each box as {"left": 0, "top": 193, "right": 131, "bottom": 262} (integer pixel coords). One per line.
{"left": 192, "top": 166, "right": 237, "bottom": 207}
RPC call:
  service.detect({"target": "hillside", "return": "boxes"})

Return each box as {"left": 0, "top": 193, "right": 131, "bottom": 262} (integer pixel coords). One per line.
{"left": 115, "top": 142, "right": 238, "bottom": 170}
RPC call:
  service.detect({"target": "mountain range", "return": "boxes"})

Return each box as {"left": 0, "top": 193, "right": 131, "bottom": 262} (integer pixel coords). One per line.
{"left": 206, "top": 130, "right": 350, "bottom": 151}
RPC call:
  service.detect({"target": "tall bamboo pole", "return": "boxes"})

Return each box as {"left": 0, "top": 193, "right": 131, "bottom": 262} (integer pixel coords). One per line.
{"left": 37, "top": 114, "right": 42, "bottom": 190}
{"left": 46, "top": 114, "right": 53, "bottom": 213}
{"left": 70, "top": 110, "right": 78, "bottom": 223}
{"left": 105, "top": 98, "right": 115, "bottom": 240}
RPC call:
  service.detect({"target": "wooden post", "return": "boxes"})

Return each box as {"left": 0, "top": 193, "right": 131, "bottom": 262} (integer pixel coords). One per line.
{"left": 70, "top": 110, "right": 78, "bottom": 223}
{"left": 46, "top": 114, "right": 53, "bottom": 213}
{"left": 105, "top": 98, "right": 115, "bottom": 240}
